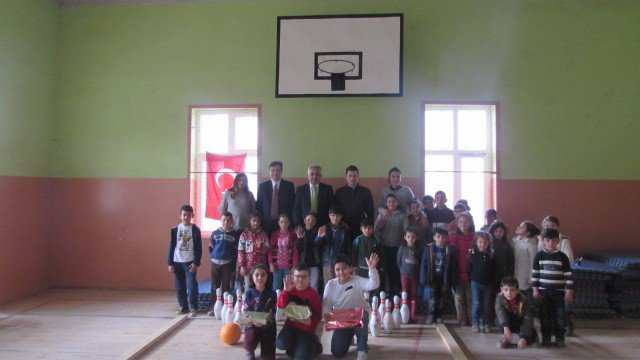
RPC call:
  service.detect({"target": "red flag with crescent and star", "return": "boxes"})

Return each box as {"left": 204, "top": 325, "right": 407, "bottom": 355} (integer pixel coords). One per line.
{"left": 205, "top": 152, "right": 247, "bottom": 220}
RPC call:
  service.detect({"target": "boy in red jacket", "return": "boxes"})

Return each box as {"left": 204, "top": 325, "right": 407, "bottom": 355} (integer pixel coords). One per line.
{"left": 276, "top": 263, "right": 323, "bottom": 360}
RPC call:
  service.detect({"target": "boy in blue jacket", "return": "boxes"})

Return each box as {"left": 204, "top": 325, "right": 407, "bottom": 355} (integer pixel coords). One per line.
{"left": 209, "top": 211, "right": 242, "bottom": 297}
{"left": 420, "top": 226, "right": 458, "bottom": 324}
{"left": 167, "top": 205, "right": 202, "bottom": 317}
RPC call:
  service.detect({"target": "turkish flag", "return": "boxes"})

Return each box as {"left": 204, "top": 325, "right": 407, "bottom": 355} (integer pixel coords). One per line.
{"left": 205, "top": 152, "right": 247, "bottom": 220}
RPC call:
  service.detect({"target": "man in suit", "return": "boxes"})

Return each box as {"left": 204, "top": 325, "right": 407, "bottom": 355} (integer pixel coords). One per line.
{"left": 255, "top": 161, "right": 296, "bottom": 234}
{"left": 293, "top": 164, "right": 334, "bottom": 227}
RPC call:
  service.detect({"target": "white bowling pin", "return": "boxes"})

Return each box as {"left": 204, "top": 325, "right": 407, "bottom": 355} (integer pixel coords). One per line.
{"left": 392, "top": 295, "right": 402, "bottom": 329}
{"left": 383, "top": 298, "right": 393, "bottom": 334}
{"left": 370, "top": 296, "right": 380, "bottom": 337}
{"left": 378, "top": 291, "right": 386, "bottom": 321}
{"left": 220, "top": 291, "right": 229, "bottom": 324}
{"left": 213, "top": 288, "right": 223, "bottom": 320}
{"left": 236, "top": 288, "right": 243, "bottom": 304}
{"left": 275, "top": 289, "right": 284, "bottom": 322}
{"left": 226, "top": 294, "right": 235, "bottom": 324}
{"left": 234, "top": 293, "right": 245, "bottom": 324}
{"left": 400, "top": 291, "right": 410, "bottom": 324}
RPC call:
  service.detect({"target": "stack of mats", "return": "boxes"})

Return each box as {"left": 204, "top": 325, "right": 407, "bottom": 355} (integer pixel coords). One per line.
{"left": 571, "top": 259, "right": 618, "bottom": 318}
{"left": 197, "top": 279, "right": 213, "bottom": 311}
{"left": 585, "top": 250, "right": 640, "bottom": 318}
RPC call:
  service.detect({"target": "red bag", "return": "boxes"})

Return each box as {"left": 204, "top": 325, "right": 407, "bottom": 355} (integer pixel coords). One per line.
{"left": 324, "top": 308, "right": 364, "bottom": 331}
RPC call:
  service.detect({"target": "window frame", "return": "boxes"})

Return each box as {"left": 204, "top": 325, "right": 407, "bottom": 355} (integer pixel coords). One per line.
{"left": 421, "top": 101, "right": 499, "bottom": 215}
{"left": 187, "top": 104, "right": 262, "bottom": 236}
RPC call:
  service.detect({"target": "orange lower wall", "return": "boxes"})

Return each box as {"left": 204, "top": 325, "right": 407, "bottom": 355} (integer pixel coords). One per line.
{"left": 3, "top": 176, "right": 639, "bottom": 300}
{"left": 0, "top": 176, "right": 53, "bottom": 304}
{"left": 497, "top": 179, "right": 640, "bottom": 255}
{"left": 49, "top": 178, "right": 190, "bottom": 290}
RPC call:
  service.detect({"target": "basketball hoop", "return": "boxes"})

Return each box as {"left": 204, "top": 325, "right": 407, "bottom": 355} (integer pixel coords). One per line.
{"left": 317, "top": 59, "right": 356, "bottom": 91}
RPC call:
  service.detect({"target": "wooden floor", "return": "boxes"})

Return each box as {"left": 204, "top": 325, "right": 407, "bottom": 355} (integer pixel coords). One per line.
{"left": 1, "top": 288, "right": 639, "bottom": 359}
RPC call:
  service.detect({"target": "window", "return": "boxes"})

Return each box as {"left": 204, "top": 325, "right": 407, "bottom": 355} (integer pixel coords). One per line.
{"left": 189, "top": 105, "right": 260, "bottom": 233}
{"left": 423, "top": 103, "right": 497, "bottom": 222}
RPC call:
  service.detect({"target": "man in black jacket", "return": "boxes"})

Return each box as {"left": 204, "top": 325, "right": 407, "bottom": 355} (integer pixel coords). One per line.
{"left": 334, "top": 165, "right": 374, "bottom": 239}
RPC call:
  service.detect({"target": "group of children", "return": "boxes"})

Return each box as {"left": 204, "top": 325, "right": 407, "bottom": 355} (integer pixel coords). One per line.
{"left": 168, "top": 188, "right": 575, "bottom": 357}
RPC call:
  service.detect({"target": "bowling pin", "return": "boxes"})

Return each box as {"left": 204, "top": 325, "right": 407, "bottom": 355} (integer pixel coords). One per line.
{"left": 236, "top": 288, "right": 243, "bottom": 304}
{"left": 234, "top": 293, "right": 245, "bottom": 324}
{"left": 226, "top": 293, "right": 235, "bottom": 324}
{"left": 400, "top": 291, "right": 410, "bottom": 324}
{"left": 392, "top": 295, "right": 401, "bottom": 329}
{"left": 383, "top": 298, "right": 393, "bottom": 334}
{"left": 378, "top": 291, "right": 386, "bottom": 321}
{"left": 370, "top": 296, "right": 381, "bottom": 337}
{"left": 220, "top": 291, "right": 229, "bottom": 324}
{"left": 213, "top": 288, "right": 223, "bottom": 320}
{"left": 275, "top": 289, "right": 284, "bottom": 322}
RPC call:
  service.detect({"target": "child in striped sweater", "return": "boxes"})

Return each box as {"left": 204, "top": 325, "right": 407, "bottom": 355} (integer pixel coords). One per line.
{"left": 532, "top": 227, "right": 573, "bottom": 348}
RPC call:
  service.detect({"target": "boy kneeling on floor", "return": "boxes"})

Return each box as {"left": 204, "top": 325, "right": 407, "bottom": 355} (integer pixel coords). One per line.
{"left": 495, "top": 276, "right": 538, "bottom": 349}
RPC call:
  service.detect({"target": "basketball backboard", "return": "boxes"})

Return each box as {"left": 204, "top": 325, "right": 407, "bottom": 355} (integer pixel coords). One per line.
{"left": 276, "top": 14, "right": 403, "bottom": 97}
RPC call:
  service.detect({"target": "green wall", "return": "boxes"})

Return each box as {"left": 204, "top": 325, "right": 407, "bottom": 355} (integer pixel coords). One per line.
{"left": 0, "top": 0, "right": 56, "bottom": 177}
{"left": 51, "top": 0, "right": 640, "bottom": 180}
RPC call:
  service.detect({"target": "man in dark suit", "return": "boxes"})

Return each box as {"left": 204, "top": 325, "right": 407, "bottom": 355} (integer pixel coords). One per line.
{"left": 255, "top": 161, "right": 296, "bottom": 234}
{"left": 293, "top": 164, "right": 334, "bottom": 227}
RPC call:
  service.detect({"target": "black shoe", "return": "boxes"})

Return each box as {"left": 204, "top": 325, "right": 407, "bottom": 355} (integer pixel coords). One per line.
{"left": 176, "top": 307, "right": 189, "bottom": 315}
{"left": 314, "top": 335, "right": 323, "bottom": 355}
{"left": 555, "top": 340, "right": 566, "bottom": 348}
{"left": 541, "top": 337, "right": 552, "bottom": 347}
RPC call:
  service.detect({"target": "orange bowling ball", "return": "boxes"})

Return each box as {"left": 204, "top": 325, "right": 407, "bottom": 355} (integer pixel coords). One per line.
{"left": 219, "top": 323, "right": 242, "bottom": 345}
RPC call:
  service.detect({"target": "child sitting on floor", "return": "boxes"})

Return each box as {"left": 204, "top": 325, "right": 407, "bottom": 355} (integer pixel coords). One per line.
{"left": 495, "top": 276, "right": 538, "bottom": 349}
{"left": 243, "top": 264, "right": 277, "bottom": 360}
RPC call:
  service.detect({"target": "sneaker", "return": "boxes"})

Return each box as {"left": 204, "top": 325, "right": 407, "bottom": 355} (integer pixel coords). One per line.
{"left": 356, "top": 351, "right": 368, "bottom": 360}
{"left": 483, "top": 324, "right": 492, "bottom": 333}
{"left": 426, "top": 315, "right": 434, "bottom": 325}
{"left": 189, "top": 309, "right": 198, "bottom": 318}
{"left": 555, "top": 339, "right": 566, "bottom": 348}
{"left": 207, "top": 310, "right": 215, "bottom": 316}
{"left": 176, "top": 307, "right": 189, "bottom": 315}
{"left": 245, "top": 351, "right": 256, "bottom": 360}
{"left": 496, "top": 336, "right": 510, "bottom": 349}
{"left": 471, "top": 323, "right": 480, "bottom": 333}
{"left": 436, "top": 317, "right": 444, "bottom": 324}
{"left": 541, "top": 337, "right": 553, "bottom": 347}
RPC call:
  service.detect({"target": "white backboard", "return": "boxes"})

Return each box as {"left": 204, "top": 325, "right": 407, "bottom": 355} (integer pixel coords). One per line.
{"left": 276, "top": 14, "right": 403, "bottom": 97}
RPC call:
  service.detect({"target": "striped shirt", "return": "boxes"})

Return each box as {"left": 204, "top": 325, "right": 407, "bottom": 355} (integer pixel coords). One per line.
{"left": 531, "top": 250, "right": 573, "bottom": 292}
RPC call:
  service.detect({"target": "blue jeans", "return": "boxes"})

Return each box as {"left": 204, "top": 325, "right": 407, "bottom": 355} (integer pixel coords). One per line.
{"left": 272, "top": 268, "right": 291, "bottom": 291}
{"left": 173, "top": 262, "right": 198, "bottom": 310}
{"left": 331, "top": 311, "right": 369, "bottom": 356}
{"left": 275, "top": 323, "right": 317, "bottom": 360}
{"left": 471, "top": 281, "right": 491, "bottom": 325}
